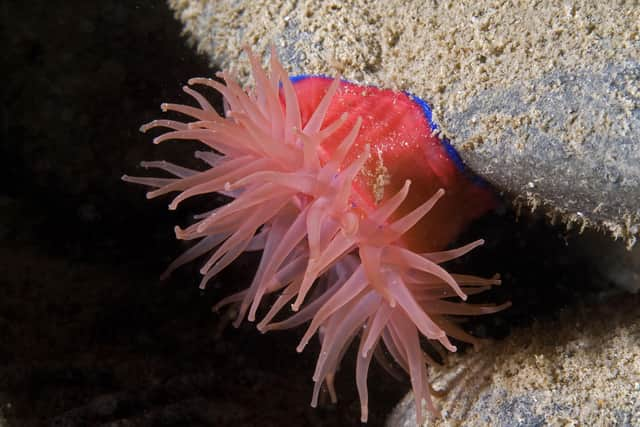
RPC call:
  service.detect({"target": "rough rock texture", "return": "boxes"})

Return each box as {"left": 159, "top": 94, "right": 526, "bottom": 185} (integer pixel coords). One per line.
{"left": 386, "top": 293, "right": 640, "bottom": 426}
{"left": 167, "top": 0, "right": 640, "bottom": 247}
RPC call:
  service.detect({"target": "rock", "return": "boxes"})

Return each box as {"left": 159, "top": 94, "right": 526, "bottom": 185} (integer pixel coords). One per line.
{"left": 167, "top": 0, "right": 640, "bottom": 247}
{"left": 448, "top": 62, "right": 640, "bottom": 250}
{"left": 386, "top": 293, "right": 640, "bottom": 426}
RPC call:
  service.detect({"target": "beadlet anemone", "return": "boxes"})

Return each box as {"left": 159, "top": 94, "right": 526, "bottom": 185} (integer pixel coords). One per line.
{"left": 123, "top": 47, "right": 509, "bottom": 424}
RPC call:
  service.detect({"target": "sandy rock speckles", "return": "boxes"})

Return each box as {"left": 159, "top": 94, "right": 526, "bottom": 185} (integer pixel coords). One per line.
{"left": 454, "top": 62, "right": 640, "bottom": 248}
{"left": 386, "top": 293, "right": 640, "bottom": 426}
{"left": 167, "top": 0, "right": 640, "bottom": 247}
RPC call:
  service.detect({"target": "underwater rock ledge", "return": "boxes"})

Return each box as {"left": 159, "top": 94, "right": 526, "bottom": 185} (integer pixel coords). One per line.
{"left": 386, "top": 293, "right": 640, "bottom": 426}
{"left": 167, "top": 0, "right": 640, "bottom": 247}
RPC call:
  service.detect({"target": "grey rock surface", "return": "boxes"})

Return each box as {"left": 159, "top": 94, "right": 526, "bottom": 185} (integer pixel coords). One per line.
{"left": 386, "top": 293, "right": 640, "bottom": 426}
{"left": 167, "top": 0, "right": 640, "bottom": 246}
{"left": 448, "top": 62, "right": 640, "bottom": 248}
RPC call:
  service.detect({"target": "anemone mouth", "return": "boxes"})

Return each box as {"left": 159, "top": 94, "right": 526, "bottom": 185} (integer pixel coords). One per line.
{"left": 123, "top": 47, "right": 507, "bottom": 425}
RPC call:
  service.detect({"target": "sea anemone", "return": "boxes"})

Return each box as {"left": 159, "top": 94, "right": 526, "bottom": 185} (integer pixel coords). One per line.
{"left": 123, "top": 47, "right": 509, "bottom": 424}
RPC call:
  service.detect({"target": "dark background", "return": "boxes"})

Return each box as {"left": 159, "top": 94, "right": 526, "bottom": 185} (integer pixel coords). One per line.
{"left": 1, "top": 2, "right": 406, "bottom": 425}
{"left": 1, "top": 1, "right": 609, "bottom": 426}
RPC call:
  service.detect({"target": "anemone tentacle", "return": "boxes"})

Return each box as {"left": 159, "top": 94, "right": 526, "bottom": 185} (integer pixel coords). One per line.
{"left": 124, "top": 47, "right": 508, "bottom": 425}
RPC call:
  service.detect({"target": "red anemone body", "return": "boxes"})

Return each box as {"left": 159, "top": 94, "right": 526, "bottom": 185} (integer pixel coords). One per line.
{"left": 291, "top": 76, "right": 495, "bottom": 252}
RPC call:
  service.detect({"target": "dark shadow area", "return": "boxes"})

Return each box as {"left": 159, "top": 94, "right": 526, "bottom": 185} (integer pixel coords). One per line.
{"left": 455, "top": 205, "right": 617, "bottom": 340}
{"left": 1, "top": 1, "right": 404, "bottom": 426}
